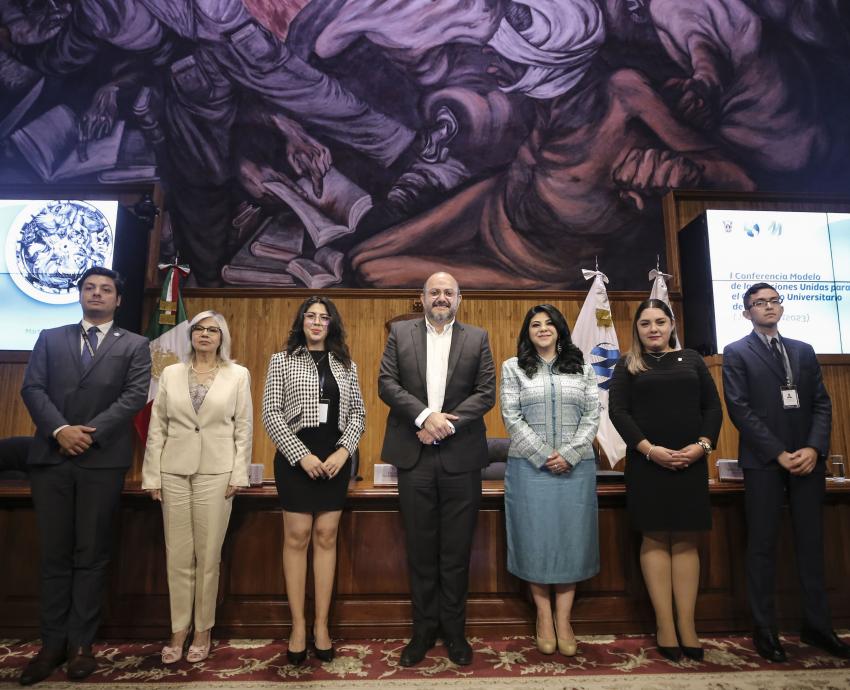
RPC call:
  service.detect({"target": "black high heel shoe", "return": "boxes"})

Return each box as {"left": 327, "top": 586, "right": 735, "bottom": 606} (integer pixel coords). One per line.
{"left": 312, "top": 626, "right": 335, "bottom": 662}
{"left": 656, "top": 638, "right": 682, "bottom": 662}
{"left": 286, "top": 646, "right": 307, "bottom": 665}
{"left": 681, "top": 645, "right": 704, "bottom": 661}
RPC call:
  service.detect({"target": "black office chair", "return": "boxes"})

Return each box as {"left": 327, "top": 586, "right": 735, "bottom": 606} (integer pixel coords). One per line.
{"left": 481, "top": 437, "right": 509, "bottom": 480}
{"left": 0, "top": 436, "right": 31, "bottom": 480}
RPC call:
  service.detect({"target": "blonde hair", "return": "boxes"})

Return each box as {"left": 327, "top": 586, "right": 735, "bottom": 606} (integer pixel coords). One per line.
{"left": 186, "top": 310, "right": 234, "bottom": 365}
{"left": 624, "top": 299, "right": 679, "bottom": 374}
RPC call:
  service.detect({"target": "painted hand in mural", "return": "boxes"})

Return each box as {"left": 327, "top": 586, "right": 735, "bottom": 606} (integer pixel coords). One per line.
{"left": 268, "top": 113, "right": 331, "bottom": 197}
{"left": 77, "top": 84, "right": 119, "bottom": 161}
{"left": 612, "top": 148, "right": 702, "bottom": 210}
{"left": 238, "top": 159, "right": 297, "bottom": 203}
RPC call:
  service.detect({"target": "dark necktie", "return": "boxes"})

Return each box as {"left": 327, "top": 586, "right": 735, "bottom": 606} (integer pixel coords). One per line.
{"left": 81, "top": 326, "right": 99, "bottom": 367}
{"left": 770, "top": 337, "right": 784, "bottom": 369}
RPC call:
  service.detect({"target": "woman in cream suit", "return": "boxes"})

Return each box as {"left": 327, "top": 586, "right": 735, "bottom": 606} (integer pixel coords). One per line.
{"left": 262, "top": 296, "right": 365, "bottom": 665}
{"left": 142, "top": 310, "right": 252, "bottom": 664}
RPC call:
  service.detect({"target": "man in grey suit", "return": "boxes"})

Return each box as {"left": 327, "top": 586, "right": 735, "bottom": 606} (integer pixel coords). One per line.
{"left": 19, "top": 267, "right": 151, "bottom": 686}
{"left": 723, "top": 282, "right": 850, "bottom": 662}
{"left": 378, "top": 271, "right": 496, "bottom": 667}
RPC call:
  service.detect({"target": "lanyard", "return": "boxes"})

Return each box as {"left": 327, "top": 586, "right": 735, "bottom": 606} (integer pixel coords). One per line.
{"left": 80, "top": 325, "right": 97, "bottom": 359}
{"left": 314, "top": 353, "right": 328, "bottom": 397}
{"left": 772, "top": 337, "right": 793, "bottom": 386}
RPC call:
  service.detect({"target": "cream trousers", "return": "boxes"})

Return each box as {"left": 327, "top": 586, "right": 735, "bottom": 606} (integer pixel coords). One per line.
{"left": 161, "top": 472, "right": 233, "bottom": 633}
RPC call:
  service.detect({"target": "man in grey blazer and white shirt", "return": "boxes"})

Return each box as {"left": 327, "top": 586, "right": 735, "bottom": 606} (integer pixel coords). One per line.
{"left": 379, "top": 271, "right": 496, "bottom": 667}
{"left": 19, "top": 267, "right": 151, "bottom": 685}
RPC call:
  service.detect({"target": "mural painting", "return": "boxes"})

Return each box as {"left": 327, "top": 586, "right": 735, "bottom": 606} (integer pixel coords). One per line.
{"left": 1, "top": 0, "right": 848, "bottom": 289}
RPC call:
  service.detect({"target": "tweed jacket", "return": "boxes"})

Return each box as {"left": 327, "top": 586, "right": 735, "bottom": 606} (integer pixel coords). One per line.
{"left": 262, "top": 347, "right": 366, "bottom": 465}
{"left": 500, "top": 358, "right": 599, "bottom": 468}
{"left": 141, "top": 362, "right": 253, "bottom": 489}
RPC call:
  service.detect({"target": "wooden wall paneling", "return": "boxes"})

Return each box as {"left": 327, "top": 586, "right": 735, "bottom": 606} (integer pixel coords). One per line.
{"left": 0, "top": 364, "right": 34, "bottom": 439}
{"left": 0, "top": 495, "right": 39, "bottom": 639}
{"left": 2, "top": 484, "right": 850, "bottom": 639}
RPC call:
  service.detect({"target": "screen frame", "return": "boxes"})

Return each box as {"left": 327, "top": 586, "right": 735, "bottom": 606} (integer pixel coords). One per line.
{"left": 0, "top": 183, "right": 160, "bottom": 362}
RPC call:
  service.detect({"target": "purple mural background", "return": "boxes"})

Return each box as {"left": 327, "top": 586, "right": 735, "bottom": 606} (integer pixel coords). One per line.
{"left": 1, "top": 0, "right": 848, "bottom": 289}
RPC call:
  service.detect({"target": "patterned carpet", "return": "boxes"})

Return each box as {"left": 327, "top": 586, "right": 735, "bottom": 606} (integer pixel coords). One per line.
{"left": 1, "top": 633, "right": 849, "bottom": 689}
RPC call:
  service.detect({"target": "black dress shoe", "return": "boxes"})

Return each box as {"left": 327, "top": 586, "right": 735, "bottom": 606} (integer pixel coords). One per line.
{"left": 19, "top": 646, "right": 66, "bottom": 686}
{"left": 800, "top": 626, "right": 850, "bottom": 659}
{"left": 66, "top": 646, "right": 97, "bottom": 681}
{"left": 445, "top": 637, "right": 473, "bottom": 666}
{"left": 399, "top": 634, "right": 436, "bottom": 667}
{"left": 752, "top": 628, "right": 787, "bottom": 662}
{"left": 681, "top": 646, "right": 704, "bottom": 661}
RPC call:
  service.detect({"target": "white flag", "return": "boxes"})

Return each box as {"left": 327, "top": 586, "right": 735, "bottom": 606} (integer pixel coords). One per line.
{"left": 572, "top": 269, "right": 626, "bottom": 467}
{"left": 648, "top": 267, "right": 681, "bottom": 348}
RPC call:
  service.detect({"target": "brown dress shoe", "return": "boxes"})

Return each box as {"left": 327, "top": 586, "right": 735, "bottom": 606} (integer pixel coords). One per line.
{"left": 19, "top": 646, "right": 66, "bottom": 686}
{"left": 66, "top": 646, "right": 97, "bottom": 681}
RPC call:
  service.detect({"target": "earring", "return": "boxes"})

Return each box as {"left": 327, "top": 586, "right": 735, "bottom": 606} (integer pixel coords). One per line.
{"left": 557, "top": 340, "right": 562, "bottom": 354}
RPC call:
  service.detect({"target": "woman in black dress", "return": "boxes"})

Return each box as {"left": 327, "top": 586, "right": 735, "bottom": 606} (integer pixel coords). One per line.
{"left": 262, "top": 297, "right": 365, "bottom": 664}
{"left": 609, "top": 299, "right": 722, "bottom": 662}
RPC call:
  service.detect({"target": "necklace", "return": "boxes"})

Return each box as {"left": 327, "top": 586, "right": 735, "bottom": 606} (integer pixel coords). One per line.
{"left": 645, "top": 350, "right": 671, "bottom": 361}
{"left": 191, "top": 361, "right": 220, "bottom": 374}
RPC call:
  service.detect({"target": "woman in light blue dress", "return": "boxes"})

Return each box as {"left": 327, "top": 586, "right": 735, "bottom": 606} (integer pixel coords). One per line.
{"left": 500, "top": 304, "right": 600, "bottom": 657}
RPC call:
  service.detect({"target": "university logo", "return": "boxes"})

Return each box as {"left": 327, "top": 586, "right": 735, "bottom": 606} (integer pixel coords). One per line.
{"left": 589, "top": 342, "right": 619, "bottom": 390}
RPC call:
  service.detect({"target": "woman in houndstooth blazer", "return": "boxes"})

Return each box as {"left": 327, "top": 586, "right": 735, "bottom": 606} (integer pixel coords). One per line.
{"left": 262, "top": 296, "right": 365, "bottom": 665}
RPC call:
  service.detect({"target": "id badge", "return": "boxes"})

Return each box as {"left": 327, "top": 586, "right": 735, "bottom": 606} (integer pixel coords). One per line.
{"left": 781, "top": 385, "right": 800, "bottom": 409}
{"left": 319, "top": 398, "right": 329, "bottom": 423}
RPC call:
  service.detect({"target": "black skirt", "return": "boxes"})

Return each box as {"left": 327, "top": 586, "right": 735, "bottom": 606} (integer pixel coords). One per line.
{"left": 274, "top": 451, "right": 351, "bottom": 513}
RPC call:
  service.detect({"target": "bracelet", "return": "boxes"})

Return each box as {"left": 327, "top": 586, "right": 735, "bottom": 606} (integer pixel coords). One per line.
{"left": 646, "top": 445, "right": 655, "bottom": 461}
{"left": 696, "top": 439, "right": 712, "bottom": 456}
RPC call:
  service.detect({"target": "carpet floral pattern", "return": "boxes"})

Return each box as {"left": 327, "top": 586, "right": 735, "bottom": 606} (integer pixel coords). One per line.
{"left": 1, "top": 633, "right": 848, "bottom": 688}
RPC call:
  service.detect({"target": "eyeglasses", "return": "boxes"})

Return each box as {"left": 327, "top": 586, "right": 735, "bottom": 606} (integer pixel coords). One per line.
{"left": 192, "top": 325, "right": 222, "bottom": 335}
{"left": 304, "top": 313, "right": 331, "bottom": 324}
{"left": 748, "top": 297, "right": 783, "bottom": 309}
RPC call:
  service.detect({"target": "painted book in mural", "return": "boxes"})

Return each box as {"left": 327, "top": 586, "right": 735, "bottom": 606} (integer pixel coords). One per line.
{"left": 262, "top": 167, "right": 372, "bottom": 248}
{"left": 11, "top": 105, "right": 124, "bottom": 182}
{"left": 287, "top": 247, "right": 344, "bottom": 288}
{"left": 221, "top": 219, "right": 296, "bottom": 287}
{"left": 250, "top": 213, "right": 305, "bottom": 262}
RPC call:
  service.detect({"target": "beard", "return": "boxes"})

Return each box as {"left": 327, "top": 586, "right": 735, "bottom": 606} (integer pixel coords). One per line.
{"left": 425, "top": 302, "right": 456, "bottom": 325}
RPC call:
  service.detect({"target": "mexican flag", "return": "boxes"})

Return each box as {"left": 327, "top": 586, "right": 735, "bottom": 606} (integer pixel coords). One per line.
{"left": 134, "top": 264, "right": 192, "bottom": 441}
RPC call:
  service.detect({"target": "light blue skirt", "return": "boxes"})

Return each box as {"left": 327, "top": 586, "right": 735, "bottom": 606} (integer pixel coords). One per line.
{"left": 504, "top": 456, "right": 599, "bottom": 584}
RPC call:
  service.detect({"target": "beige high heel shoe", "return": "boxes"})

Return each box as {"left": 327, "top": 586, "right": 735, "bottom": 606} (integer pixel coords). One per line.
{"left": 556, "top": 624, "right": 578, "bottom": 657}
{"left": 535, "top": 618, "right": 557, "bottom": 655}
{"left": 161, "top": 629, "right": 190, "bottom": 664}
{"left": 186, "top": 630, "right": 212, "bottom": 663}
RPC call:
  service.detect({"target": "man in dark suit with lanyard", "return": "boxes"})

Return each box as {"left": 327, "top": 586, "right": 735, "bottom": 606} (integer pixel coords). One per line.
{"left": 378, "top": 271, "right": 496, "bottom": 667}
{"left": 19, "top": 267, "right": 151, "bottom": 685}
{"left": 723, "top": 282, "right": 850, "bottom": 662}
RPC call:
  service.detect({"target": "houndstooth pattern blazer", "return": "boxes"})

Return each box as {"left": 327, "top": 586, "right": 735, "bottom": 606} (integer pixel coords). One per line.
{"left": 261, "top": 347, "right": 366, "bottom": 465}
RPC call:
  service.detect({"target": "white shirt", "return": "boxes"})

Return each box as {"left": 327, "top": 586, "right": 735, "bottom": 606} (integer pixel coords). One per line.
{"left": 414, "top": 318, "right": 455, "bottom": 429}
{"left": 81, "top": 319, "right": 114, "bottom": 352}
{"left": 54, "top": 319, "right": 115, "bottom": 437}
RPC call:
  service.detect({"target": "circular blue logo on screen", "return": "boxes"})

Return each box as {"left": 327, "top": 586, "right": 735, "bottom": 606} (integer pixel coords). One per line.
{"left": 5, "top": 200, "right": 114, "bottom": 304}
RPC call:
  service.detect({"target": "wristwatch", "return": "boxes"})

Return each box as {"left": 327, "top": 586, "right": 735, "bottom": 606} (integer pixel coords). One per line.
{"left": 696, "top": 439, "right": 713, "bottom": 456}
